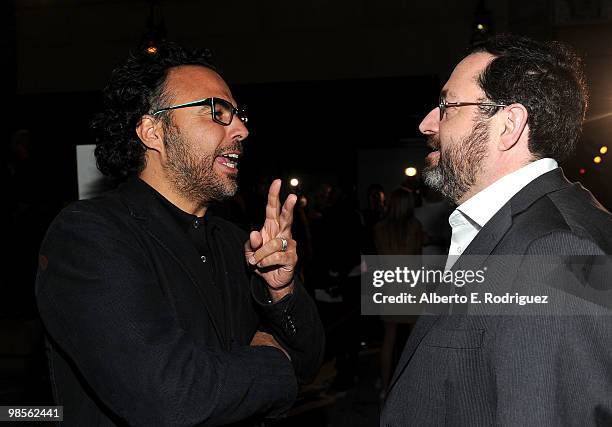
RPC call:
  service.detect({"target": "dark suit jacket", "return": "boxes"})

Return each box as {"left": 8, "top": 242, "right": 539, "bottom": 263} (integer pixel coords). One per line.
{"left": 381, "top": 168, "right": 612, "bottom": 426}
{"left": 35, "top": 178, "right": 325, "bottom": 427}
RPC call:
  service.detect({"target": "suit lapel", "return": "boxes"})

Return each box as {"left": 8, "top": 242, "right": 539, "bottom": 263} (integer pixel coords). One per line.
{"left": 119, "top": 178, "right": 226, "bottom": 346}
{"left": 452, "top": 207, "right": 512, "bottom": 270}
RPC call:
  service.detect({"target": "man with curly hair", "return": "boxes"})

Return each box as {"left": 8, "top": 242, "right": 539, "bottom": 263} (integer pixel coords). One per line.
{"left": 35, "top": 42, "right": 324, "bottom": 426}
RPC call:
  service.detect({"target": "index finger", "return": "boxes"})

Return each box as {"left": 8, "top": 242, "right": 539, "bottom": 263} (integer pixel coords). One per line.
{"left": 265, "top": 179, "right": 282, "bottom": 222}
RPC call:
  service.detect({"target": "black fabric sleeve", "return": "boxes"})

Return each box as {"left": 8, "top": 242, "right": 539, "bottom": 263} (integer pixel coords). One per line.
{"left": 251, "top": 275, "right": 325, "bottom": 383}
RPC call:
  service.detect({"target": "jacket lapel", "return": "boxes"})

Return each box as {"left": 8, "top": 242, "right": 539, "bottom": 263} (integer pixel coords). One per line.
{"left": 118, "top": 178, "right": 226, "bottom": 346}
{"left": 452, "top": 208, "right": 512, "bottom": 270}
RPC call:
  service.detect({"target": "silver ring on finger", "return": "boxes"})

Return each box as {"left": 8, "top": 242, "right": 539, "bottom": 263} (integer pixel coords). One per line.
{"left": 279, "top": 237, "right": 288, "bottom": 252}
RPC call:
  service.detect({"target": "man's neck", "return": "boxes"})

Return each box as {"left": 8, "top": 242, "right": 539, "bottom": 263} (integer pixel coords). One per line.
{"left": 139, "top": 172, "right": 207, "bottom": 217}
{"left": 456, "top": 156, "right": 533, "bottom": 205}
{"left": 457, "top": 157, "right": 557, "bottom": 207}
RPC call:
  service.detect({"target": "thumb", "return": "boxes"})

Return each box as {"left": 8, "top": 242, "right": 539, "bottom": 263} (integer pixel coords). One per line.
{"left": 250, "top": 230, "right": 263, "bottom": 250}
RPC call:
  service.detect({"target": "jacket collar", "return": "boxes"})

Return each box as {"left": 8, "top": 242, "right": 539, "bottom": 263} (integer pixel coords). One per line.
{"left": 118, "top": 177, "right": 221, "bottom": 227}
{"left": 456, "top": 167, "right": 572, "bottom": 261}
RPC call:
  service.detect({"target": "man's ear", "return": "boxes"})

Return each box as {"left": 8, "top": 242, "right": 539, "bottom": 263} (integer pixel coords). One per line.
{"left": 498, "top": 103, "right": 528, "bottom": 151}
{"left": 135, "top": 115, "right": 164, "bottom": 153}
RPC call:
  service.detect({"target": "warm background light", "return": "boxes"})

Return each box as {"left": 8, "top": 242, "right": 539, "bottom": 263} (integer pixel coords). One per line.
{"left": 404, "top": 167, "right": 417, "bottom": 177}
{"left": 600, "top": 146, "right": 608, "bottom": 155}
{"left": 289, "top": 178, "right": 299, "bottom": 187}
{"left": 594, "top": 156, "right": 602, "bottom": 164}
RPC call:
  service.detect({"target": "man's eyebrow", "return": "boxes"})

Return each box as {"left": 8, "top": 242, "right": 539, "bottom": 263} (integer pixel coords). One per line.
{"left": 440, "top": 89, "right": 457, "bottom": 100}
{"left": 192, "top": 99, "right": 212, "bottom": 111}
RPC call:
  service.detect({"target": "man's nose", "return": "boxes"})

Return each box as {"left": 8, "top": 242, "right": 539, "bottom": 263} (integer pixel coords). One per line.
{"left": 229, "top": 117, "right": 249, "bottom": 142}
{"left": 419, "top": 107, "right": 440, "bottom": 136}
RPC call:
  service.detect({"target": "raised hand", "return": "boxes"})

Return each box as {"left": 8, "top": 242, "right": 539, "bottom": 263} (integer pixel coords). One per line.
{"left": 245, "top": 179, "right": 298, "bottom": 301}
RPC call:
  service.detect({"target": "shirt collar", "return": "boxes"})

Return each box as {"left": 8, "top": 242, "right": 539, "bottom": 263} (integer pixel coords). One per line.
{"left": 136, "top": 178, "right": 208, "bottom": 232}
{"left": 455, "top": 158, "right": 558, "bottom": 228}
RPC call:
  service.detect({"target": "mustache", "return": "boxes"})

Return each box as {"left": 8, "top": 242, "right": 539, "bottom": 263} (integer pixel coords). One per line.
{"left": 426, "top": 135, "right": 440, "bottom": 151}
{"left": 215, "top": 141, "right": 244, "bottom": 156}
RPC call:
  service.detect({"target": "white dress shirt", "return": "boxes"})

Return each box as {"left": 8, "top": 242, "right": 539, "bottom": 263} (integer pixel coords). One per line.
{"left": 445, "top": 158, "right": 558, "bottom": 270}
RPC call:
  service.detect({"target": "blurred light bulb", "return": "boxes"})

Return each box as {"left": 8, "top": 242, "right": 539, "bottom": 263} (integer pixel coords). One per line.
{"left": 289, "top": 178, "right": 299, "bottom": 187}
{"left": 405, "top": 167, "right": 417, "bottom": 177}
{"left": 600, "top": 146, "right": 608, "bottom": 155}
{"left": 594, "top": 156, "right": 602, "bottom": 164}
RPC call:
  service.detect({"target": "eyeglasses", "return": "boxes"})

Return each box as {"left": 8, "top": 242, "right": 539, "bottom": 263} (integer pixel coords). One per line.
{"left": 151, "top": 97, "right": 248, "bottom": 126}
{"left": 438, "top": 97, "right": 507, "bottom": 121}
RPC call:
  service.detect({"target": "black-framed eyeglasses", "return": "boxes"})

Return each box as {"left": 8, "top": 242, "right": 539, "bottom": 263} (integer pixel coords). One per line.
{"left": 438, "top": 97, "right": 507, "bottom": 121}
{"left": 151, "top": 97, "right": 248, "bottom": 126}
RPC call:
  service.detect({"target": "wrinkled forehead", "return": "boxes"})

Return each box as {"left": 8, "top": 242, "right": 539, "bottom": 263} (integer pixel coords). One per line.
{"left": 164, "top": 65, "right": 235, "bottom": 105}
{"left": 441, "top": 52, "right": 495, "bottom": 100}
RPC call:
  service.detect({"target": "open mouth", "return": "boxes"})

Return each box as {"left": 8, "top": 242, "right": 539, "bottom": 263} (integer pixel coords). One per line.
{"left": 216, "top": 152, "right": 241, "bottom": 171}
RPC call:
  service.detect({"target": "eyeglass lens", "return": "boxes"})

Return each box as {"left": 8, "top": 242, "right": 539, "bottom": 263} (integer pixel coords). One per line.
{"left": 213, "top": 98, "right": 248, "bottom": 125}
{"left": 438, "top": 102, "right": 446, "bottom": 121}
{"left": 212, "top": 98, "right": 234, "bottom": 125}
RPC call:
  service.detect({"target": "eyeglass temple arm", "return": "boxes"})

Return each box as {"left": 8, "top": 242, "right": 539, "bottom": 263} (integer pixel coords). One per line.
{"left": 442, "top": 101, "right": 507, "bottom": 107}
{"left": 151, "top": 98, "right": 213, "bottom": 115}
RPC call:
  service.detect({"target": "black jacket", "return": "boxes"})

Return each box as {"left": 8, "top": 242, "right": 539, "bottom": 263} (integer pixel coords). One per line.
{"left": 381, "top": 168, "right": 612, "bottom": 426}
{"left": 36, "top": 178, "right": 325, "bottom": 427}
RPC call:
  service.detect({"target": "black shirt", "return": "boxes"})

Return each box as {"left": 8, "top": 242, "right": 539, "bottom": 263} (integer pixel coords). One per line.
{"left": 141, "top": 179, "right": 231, "bottom": 341}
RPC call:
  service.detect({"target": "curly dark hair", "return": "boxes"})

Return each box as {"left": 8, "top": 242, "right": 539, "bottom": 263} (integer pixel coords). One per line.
{"left": 469, "top": 34, "right": 588, "bottom": 162}
{"left": 92, "top": 41, "right": 217, "bottom": 179}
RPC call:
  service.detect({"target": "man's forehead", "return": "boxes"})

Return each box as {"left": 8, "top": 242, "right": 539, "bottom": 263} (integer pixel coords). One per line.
{"left": 442, "top": 52, "right": 495, "bottom": 98}
{"left": 165, "top": 65, "right": 233, "bottom": 101}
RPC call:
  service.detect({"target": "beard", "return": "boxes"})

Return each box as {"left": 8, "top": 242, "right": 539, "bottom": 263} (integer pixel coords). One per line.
{"left": 422, "top": 120, "right": 489, "bottom": 204}
{"left": 163, "top": 124, "right": 240, "bottom": 205}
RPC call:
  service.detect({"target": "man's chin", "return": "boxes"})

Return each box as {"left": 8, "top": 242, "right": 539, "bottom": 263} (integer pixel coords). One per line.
{"left": 422, "top": 167, "right": 444, "bottom": 193}
{"left": 211, "top": 168, "right": 238, "bottom": 195}
{"left": 218, "top": 179, "right": 239, "bottom": 200}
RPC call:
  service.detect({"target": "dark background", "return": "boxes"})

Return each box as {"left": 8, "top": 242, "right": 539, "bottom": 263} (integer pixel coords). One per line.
{"left": 4, "top": 0, "right": 612, "bottom": 424}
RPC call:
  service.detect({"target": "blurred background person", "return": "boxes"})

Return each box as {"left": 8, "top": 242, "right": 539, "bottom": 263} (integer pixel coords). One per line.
{"left": 414, "top": 186, "right": 453, "bottom": 255}
{"left": 361, "top": 184, "right": 386, "bottom": 255}
{"left": 373, "top": 187, "right": 422, "bottom": 397}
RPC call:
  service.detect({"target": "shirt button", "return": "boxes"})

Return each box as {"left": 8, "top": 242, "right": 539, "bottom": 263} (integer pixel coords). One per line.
{"left": 193, "top": 219, "right": 200, "bottom": 228}
{"left": 201, "top": 255, "right": 207, "bottom": 263}
{"left": 457, "top": 246, "right": 462, "bottom": 254}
